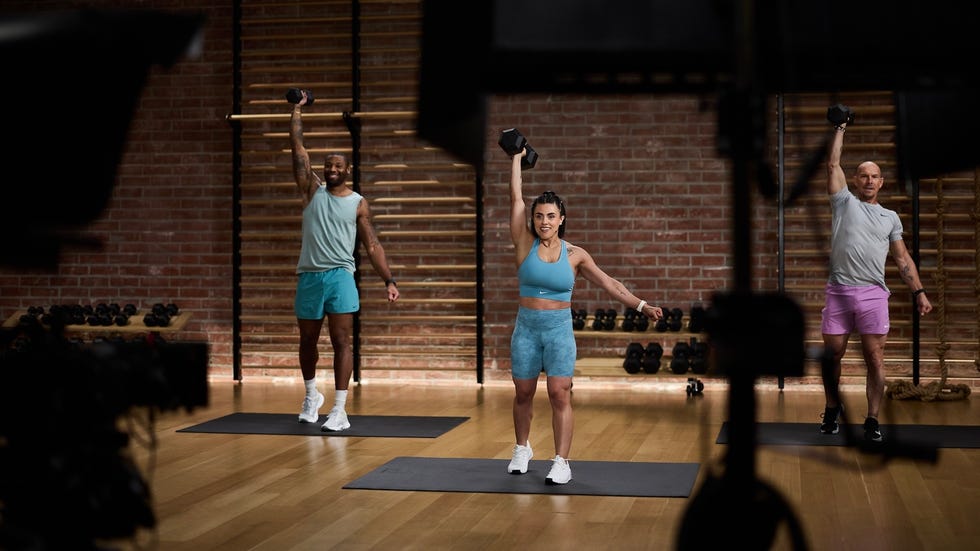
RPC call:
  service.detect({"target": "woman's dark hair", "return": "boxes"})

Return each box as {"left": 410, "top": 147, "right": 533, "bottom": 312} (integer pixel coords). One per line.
{"left": 530, "top": 190, "right": 566, "bottom": 238}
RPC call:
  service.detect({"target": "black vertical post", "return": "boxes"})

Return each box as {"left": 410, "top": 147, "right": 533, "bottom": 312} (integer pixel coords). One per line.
{"left": 911, "top": 168, "right": 921, "bottom": 386}
{"left": 722, "top": 0, "right": 760, "bottom": 496}
{"left": 231, "top": 0, "right": 244, "bottom": 381}
{"left": 776, "top": 94, "right": 786, "bottom": 390}
{"left": 726, "top": 120, "right": 757, "bottom": 495}
{"left": 349, "top": 0, "right": 363, "bottom": 382}
{"left": 475, "top": 171, "right": 485, "bottom": 384}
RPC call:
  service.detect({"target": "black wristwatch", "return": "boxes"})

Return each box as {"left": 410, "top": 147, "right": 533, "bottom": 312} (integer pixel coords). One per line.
{"left": 385, "top": 278, "right": 397, "bottom": 287}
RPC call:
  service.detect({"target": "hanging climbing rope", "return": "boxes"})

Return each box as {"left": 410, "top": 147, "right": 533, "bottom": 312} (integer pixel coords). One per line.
{"left": 886, "top": 177, "right": 971, "bottom": 401}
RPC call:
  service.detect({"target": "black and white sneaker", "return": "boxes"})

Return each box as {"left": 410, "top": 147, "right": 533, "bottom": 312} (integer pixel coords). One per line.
{"left": 863, "top": 417, "right": 883, "bottom": 442}
{"left": 819, "top": 404, "right": 843, "bottom": 435}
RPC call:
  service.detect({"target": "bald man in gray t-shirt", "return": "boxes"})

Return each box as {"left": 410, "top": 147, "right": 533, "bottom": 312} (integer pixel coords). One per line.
{"left": 819, "top": 117, "right": 932, "bottom": 443}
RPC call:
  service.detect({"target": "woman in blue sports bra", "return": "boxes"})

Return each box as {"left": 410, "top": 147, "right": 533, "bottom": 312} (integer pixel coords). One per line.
{"left": 504, "top": 144, "right": 665, "bottom": 485}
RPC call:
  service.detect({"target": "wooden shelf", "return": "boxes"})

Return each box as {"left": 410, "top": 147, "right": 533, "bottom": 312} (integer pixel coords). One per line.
{"left": 3, "top": 310, "right": 192, "bottom": 334}
{"left": 574, "top": 357, "right": 712, "bottom": 378}
{"left": 574, "top": 329, "right": 706, "bottom": 339}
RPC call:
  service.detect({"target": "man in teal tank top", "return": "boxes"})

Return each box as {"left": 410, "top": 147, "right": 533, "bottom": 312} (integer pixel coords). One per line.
{"left": 289, "top": 90, "right": 400, "bottom": 431}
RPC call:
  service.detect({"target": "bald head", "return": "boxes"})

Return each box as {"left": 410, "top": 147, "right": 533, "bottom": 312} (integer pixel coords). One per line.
{"left": 853, "top": 161, "right": 884, "bottom": 203}
{"left": 855, "top": 161, "right": 881, "bottom": 177}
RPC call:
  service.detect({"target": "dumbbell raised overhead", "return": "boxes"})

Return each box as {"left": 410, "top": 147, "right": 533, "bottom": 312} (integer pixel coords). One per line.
{"left": 285, "top": 88, "right": 315, "bottom": 105}
{"left": 827, "top": 103, "right": 855, "bottom": 128}
{"left": 498, "top": 128, "right": 539, "bottom": 169}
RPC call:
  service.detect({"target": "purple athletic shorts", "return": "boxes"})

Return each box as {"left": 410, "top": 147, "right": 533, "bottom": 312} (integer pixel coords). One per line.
{"left": 821, "top": 283, "right": 890, "bottom": 335}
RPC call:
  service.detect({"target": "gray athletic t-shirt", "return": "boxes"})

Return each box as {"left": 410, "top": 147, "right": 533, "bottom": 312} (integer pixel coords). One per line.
{"left": 296, "top": 186, "right": 361, "bottom": 274}
{"left": 828, "top": 187, "right": 903, "bottom": 292}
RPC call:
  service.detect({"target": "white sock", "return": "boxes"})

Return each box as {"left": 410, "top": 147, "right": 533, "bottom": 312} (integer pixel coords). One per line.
{"left": 334, "top": 390, "right": 348, "bottom": 410}
{"left": 304, "top": 378, "right": 317, "bottom": 396}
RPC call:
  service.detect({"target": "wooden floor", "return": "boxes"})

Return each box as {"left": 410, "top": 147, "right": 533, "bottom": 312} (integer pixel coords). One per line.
{"left": 105, "top": 378, "right": 979, "bottom": 551}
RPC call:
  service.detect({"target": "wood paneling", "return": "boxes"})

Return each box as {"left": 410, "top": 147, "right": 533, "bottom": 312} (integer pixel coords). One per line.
{"left": 234, "top": 0, "right": 479, "bottom": 380}
{"left": 111, "top": 379, "right": 980, "bottom": 550}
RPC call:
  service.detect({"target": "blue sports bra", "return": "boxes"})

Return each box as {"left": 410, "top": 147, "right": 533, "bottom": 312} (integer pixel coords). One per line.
{"left": 518, "top": 239, "right": 575, "bottom": 301}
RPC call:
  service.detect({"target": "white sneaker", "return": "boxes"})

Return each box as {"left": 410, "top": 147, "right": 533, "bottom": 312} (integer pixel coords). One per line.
{"left": 545, "top": 455, "right": 572, "bottom": 485}
{"left": 321, "top": 407, "right": 351, "bottom": 431}
{"left": 298, "top": 392, "right": 324, "bottom": 423}
{"left": 507, "top": 443, "right": 533, "bottom": 474}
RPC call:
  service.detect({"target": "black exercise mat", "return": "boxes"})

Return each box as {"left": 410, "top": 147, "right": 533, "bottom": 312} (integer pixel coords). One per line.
{"left": 177, "top": 413, "right": 468, "bottom": 438}
{"left": 716, "top": 422, "right": 980, "bottom": 448}
{"left": 343, "top": 456, "right": 700, "bottom": 497}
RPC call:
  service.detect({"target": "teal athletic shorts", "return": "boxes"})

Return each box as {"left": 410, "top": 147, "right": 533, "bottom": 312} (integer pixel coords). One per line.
{"left": 510, "top": 306, "right": 577, "bottom": 379}
{"left": 295, "top": 269, "right": 360, "bottom": 319}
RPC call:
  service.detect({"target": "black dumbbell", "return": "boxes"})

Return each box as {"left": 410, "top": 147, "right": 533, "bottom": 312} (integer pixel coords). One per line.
{"left": 498, "top": 128, "right": 538, "bottom": 169}
{"left": 621, "top": 309, "right": 637, "bottom": 331}
{"left": 591, "top": 309, "right": 606, "bottom": 331}
{"left": 41, "top": 306, "right": 65, "bottom": 326}
{"left": 642, "top": 342, "right": 663, "bottom": 374}
{"left": 620, "top": 308, "right": 636, "bottom": 331}
{"left": 633, "top": 312, "right": 649, "bottom": 332}
{"left": 670, "top": 342, "right": 691, "bottom": 374}
{"left": 66, "top": 304, "right": 89, "bottom": 325}
{"left": 143, "top": 312, "right": 171, "bottom": 327}
{"left": 144, "top": 303, "right": 172, "bottom": 327}
{"left": 285, "top": 87, "right": 315, "bottom": 105}
{"left": 827, "top": 103, "right": 855, "bottom": 128}
{"left": 622, "top": 309, "right": 649, "bottom": 331}
{"left": 686, "top": 378, "right": 704, "bottom": 396}
{"left": 655, "top": 307, "right": 670, "bottom": 332}
{"left": 88, "top": 311, "right": 113, "bottom": 326}
{"left": 603, "top": 308, "right": 617, "bottom": 330}
{"left": 112, "top": 303, "right": 136, "bottom": 326}
{"left": 570, "top": 308, "right": 585, "bottom": 331}
{"left": 623, "top": 342, "right": 644, "bottom": 374}
{"left": 667, "top": 308, "right": 684, "bottom": 331}
{"left": 688, "top": 305, "right": 706, "bottom": 333}
{"left": 18, "top": 313, "right": 40, "bottom": 328}
{"left": 20, "top": 306, "right": 43, "bottom": 324}
{"left": 689, "top": 337, "right": 710, "bottom": 374}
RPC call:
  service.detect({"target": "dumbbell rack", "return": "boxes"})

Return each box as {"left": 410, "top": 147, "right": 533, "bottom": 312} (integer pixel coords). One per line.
{"left": 2, "top": 309, "right": 192, "bottom": 336}
{"left": 572, "top": 312, "right": 706, "bottom": 379}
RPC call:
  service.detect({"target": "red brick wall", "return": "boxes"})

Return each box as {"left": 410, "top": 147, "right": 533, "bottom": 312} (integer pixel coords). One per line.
{"left": 0, "top": 1, "right": 236, "bottom": 373}
{"left": 2, "top": 2, "right": 974, "bottom": 384}
{"left": 481, "top": 94, "right": 780, "bottom": 375}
